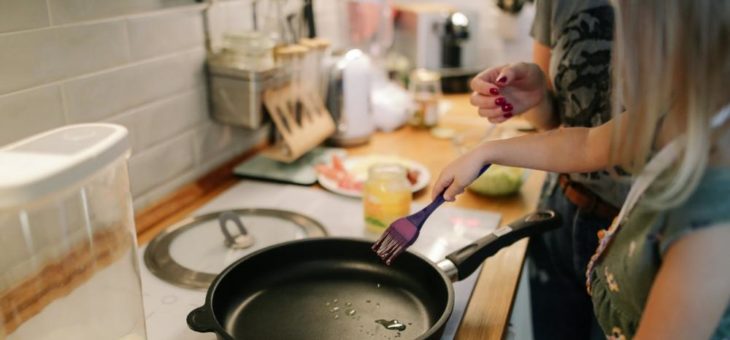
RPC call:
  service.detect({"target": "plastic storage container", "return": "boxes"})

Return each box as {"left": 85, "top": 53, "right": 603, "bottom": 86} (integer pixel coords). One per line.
{"left": 0, "top": 124, "right": 147, "bottom": 340}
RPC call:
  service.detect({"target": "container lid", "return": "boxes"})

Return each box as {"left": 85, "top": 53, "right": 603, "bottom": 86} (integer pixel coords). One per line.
{"left": 0, "top": 124, "right": 130, "bottom": 209}
{"left": 144, "top": 208, "right": 327, "bottom": 289}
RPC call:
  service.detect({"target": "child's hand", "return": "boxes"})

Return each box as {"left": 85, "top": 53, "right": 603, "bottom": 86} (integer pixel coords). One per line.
{"left": 432, "top": 149, "right": 489, "bottom": 202}
{"left": 470, "top": 63, "right": 548, "bottom": 123}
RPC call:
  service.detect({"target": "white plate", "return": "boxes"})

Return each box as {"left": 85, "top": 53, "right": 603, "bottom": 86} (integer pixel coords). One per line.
{"left": 317, "top": 155, "right": 431, "bottom": 198}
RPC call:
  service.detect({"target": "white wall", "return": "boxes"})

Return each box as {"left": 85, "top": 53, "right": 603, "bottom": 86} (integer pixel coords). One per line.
{"left": 0, "top": 0, "right": 268, "bottom": 211}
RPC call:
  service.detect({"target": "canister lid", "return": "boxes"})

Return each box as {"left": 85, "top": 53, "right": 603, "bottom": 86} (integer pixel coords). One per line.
{"left": 144, "top": 208, "right": 327, "bottom": 289}
{"left": 0, "top": 124, "right": 130, "bottom": 209}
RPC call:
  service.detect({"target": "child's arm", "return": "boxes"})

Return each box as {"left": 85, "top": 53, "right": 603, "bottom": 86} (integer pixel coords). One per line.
{"left": 634, "top": 224, "right": 730, "bottom": 340}
{"left": 434, "top": 117, "right": 618, "bottom": 201}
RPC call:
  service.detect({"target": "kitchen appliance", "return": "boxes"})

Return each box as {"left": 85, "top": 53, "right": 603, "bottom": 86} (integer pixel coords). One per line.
{"left": 186, "top": 211, "right": 559, "bottom": 340}
{"left": 0, "top": 124, "right": 146, "bottom": 340}
{"left": 393, "top": 4, "right": 483, "bottom": 93}
{"left": 325, "top": 49, "right": 375, "bottom": 146}
{"left": 139, "top": 180, "right": 503, "bottom": 340}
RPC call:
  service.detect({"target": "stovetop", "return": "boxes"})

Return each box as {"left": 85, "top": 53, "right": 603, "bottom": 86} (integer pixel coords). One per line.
{"left": 138, "top": 180, "right": 501, "bottom": 340}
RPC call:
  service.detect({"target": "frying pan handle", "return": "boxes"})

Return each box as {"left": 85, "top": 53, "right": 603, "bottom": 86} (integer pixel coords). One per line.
{"left": 187, "top": 306, "right": 216, "bottom": 333}
{"left": 444, "top": 210, "right": 561, "bottom": 281}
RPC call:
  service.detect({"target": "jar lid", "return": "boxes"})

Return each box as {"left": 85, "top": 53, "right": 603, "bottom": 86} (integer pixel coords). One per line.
{"left": 299, "top": 38, "right": 331, "bottom": 50}
{"left": 0, "top": 124, "right": 129, "bottom": 209}
{"left": 275, "top": 44, "right": 308, "bottom": 58}
{"left": 144, "top": 208, "right": 326, "bottom": 289}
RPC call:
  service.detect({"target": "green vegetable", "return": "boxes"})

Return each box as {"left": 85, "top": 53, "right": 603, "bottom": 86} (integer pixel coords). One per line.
{"left": 468, "top": 165, "right": 524, "bottom": 196}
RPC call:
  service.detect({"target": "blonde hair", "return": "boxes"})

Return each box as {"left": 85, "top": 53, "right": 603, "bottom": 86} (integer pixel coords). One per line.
{"left": 610, "top": 0, "right": 730, "bottom": 209}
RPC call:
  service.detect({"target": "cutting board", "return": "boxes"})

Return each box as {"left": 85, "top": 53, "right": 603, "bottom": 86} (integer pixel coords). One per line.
{"left": 233, "top": 147, "right": 346, "bottom": 185}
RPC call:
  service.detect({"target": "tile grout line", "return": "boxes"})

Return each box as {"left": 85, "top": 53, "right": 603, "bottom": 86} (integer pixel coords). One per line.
{"left": 0, "top": 46, "right": 206, "bottom": 100}
{"left": 44, "top": 0, "right": 54, "bottom": 26}
{"left": 58, "top": 85, "right": 70, "bottom": 124}
{"left": 0, "top": 4, "right": 207, "bottom": 38}
{"left": 122, "top": 19, "right": 134, "bottom": 63}
{"left": 105, "top": 85, "right": 207, "bottom": 124}
{"left": 129, "top": 125, "right": 199, "bottom": 163}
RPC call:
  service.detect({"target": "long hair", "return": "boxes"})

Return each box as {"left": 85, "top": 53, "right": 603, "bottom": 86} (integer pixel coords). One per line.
{"left": 610, "top": 0, "right": 730, "bottom": 209}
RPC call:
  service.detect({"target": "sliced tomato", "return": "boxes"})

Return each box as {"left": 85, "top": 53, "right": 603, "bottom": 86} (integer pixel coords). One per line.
{"left": 315, "top": 164, "right": 343, "bottom": 181}
{"left": 331, "top": 154, "right": 346, "bottom": 172}
{"left": 406, "top": 169, "right": 420, "bottom": 185}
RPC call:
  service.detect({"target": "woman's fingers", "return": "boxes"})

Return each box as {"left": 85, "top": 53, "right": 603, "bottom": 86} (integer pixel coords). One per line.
{"left": 471, "top": 78, "right": 501, "bottom": 96}
{"left": 432, "top": 175, "right": 453, "bottom": 201}
{"left": 495, "top": 62, "right": 533, "bottom": 87}
{"left": 470, "top": 92, "right": 500, "bottom": 109}
{"left": 442, "top": 180, "right": 465, "bottom": 202}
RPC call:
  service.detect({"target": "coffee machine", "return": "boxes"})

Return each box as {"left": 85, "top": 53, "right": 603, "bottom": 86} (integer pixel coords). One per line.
{"left": 392, "top": 4, "right": 483, "bottom": 93}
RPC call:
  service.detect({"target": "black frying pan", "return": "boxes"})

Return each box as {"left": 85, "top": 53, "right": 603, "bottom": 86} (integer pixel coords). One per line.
{"left": 187, "top": 210, "right": 560, "bottom": 340}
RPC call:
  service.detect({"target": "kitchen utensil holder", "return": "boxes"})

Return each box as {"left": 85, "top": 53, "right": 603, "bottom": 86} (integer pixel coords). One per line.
{"left": 261, "top": 82, "right": 335, "bottom": 163}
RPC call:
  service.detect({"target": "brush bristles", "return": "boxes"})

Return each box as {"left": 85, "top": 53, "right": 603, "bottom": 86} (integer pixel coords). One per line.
{"left": 372, "top": 231, "right": 407, "bottom": 265}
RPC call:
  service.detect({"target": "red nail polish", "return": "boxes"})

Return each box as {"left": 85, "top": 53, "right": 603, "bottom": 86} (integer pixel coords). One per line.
{"left": 489, "top": 88, "right": 500, "bottom": 95}
{"left": 498, "top": 76, "right": 508, "bottom": 83}
{"left": 502, "top": 103, "right": 513, "bottom": 112}
{"left": 495, "top": 97, "right": 506, "bottom": 106}
{"left": 503, "top": 113, "right": 514, "bottom": 119}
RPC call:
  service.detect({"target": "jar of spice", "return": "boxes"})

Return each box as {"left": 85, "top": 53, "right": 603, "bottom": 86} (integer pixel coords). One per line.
{"left": 363, "top": 164, "right": 413, "bottom": 234}
{"left": 408, "top": 68, "right": 442, "bottom": 128}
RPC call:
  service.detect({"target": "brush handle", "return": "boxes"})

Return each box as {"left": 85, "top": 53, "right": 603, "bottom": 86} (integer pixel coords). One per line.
{"left": 407, "top": 164, "right": 491, "bottom": 229}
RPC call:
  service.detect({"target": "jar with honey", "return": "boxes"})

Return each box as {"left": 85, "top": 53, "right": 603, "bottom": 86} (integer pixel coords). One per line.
{"left": 363, "top": 164, "right": 413, "bottom": 233}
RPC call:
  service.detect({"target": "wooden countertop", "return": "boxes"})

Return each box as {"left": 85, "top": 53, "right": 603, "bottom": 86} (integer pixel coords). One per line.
{"left": 135, "top": 94, "right": 544, "bottom": 339}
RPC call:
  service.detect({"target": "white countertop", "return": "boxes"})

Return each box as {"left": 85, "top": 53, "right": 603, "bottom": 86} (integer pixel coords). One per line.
{"left": 138, "top": 180, "right": 501, "bottom": 340}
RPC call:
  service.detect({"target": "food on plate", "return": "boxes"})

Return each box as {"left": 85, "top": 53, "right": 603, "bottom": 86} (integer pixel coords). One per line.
{"left": 314, "top": 155, "right": 363, "bottom": 191}
{"left": 467, "top": 165, "right": 524, "bottom": 196}
{"left": 316, "top": 155, "right": 422, "bottom": 192}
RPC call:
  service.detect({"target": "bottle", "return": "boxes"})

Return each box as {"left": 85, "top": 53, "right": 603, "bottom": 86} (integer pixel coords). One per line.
{"left": 408, "top": 68, "right": 442, "bottom": 128}
{"left": 363, "top": 164, "right": 413, "bottom": 233}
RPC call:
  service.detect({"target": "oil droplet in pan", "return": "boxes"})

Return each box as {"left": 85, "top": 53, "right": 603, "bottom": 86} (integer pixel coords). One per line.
{"left": 329, "top": 307, "right": 340, "bottom": 313}
{"left": 375, "top": 319, "right": 407, "bottom": 331}
{"left": 346, "top": 308, "right": 356, "bottom": 316}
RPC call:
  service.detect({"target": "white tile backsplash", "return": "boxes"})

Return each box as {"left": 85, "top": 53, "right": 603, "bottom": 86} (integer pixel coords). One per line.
{"left": 0, "top": 86, "right": 65, "bottom": 146}
{"left": 109, "top": 87, "right": 207, "bottom": 151}
{"left": 47, "top": 0, "right": 189, "bottom": 25}
{"left": 0, "top": 21, "right": 129, "bottom": 94}
{"left": 128, "top": 130, "right": 196, "bottom": 197}
{"left": 0, "top": 3, "right": 271, "bottom": 211}
{"left": 63, "top": 48, "right": 205, "bottom": 123}
{"left": 0, "top": 0, "right": 50, "bottom": 33}
{"left": 192, "top": 121, "right": 266, "bottom": 166}
{"left": 126, "top": 8, "right": 204, "bottom": 60}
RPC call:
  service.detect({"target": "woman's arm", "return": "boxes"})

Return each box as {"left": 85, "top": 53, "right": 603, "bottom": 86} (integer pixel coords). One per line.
{"left": 635, "top": 225, "right": 730, "bottom": 340}
{"left": 433, "top": 117, "right": 618, "bottom": 200}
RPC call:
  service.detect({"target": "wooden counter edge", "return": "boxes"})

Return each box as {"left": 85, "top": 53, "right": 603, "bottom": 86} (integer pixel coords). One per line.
{"left": 455, "top": 171, "right": 545, "bottom": 340}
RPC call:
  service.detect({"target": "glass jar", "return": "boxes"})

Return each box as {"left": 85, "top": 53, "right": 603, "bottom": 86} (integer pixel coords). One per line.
{"left": 222, "top": 31, "right": 275, "bottom": 71}
{"left": 408, "top": 68, "right": 442, "bottom": 128}
{"left": 363, "top": 164, "right": 413, "bottom": 233}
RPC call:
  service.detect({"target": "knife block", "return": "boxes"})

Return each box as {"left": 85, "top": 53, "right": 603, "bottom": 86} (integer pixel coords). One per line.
{"left": 260, "top": 83, "right": 335, "bottom": 163}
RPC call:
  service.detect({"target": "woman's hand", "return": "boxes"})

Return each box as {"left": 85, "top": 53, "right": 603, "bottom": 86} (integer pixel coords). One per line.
{"left": 470, "top": 62, "right": 549, "bottom": 124}
{"left": 432, "top": 148, "right": 489, "bottom": 202}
